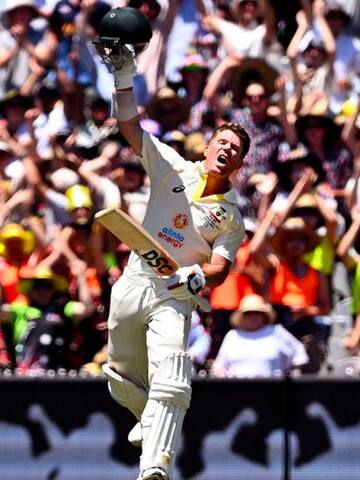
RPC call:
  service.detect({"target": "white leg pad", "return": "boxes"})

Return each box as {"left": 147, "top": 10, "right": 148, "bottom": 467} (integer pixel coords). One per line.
{"left": 102, "top": 363, "right": 147, "bottom": 420}
{"left": 140, "top": 352, "right": 192, "bottom": 477}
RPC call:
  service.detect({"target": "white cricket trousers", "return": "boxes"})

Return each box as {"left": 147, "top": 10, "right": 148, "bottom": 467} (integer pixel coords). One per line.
{"left": 107, "top": 272, "right": 192, "bottom": 393}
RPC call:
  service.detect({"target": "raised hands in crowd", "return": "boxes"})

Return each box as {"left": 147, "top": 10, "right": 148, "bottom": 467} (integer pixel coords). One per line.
{"left": 0, "top": 0, "right": 360, "bottom": 377}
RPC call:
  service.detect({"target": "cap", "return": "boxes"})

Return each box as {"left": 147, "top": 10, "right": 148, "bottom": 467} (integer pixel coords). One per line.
{"left": 162, "top": 130, "right": 186, "bottom": 144}
{"left": 65, "top": 185, "right": 93, "bottom": 210}
{"left": 50, "top": 168, "right": 80, "bottom": 192}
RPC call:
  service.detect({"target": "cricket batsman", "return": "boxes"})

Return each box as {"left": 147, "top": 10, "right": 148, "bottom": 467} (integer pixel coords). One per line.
{"left": 95, "top": 7, "right": 251, "bottom": 480}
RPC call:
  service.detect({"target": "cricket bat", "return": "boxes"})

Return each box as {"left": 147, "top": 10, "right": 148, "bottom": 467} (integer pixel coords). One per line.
{"left": 95, "top": 208, "right": 211, "bottom": 312}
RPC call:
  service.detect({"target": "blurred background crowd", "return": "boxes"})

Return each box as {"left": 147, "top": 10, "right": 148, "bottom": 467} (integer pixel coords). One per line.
{"left": 0, "top": 0, "right": 360, "bottom": 378}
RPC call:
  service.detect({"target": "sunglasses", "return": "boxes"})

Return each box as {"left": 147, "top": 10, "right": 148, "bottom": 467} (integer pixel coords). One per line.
{"left": 244, "top": 94, "right": 268, "bottom": 101}
{"left": 240, "top": 0, "right": 258, "bottom": 7}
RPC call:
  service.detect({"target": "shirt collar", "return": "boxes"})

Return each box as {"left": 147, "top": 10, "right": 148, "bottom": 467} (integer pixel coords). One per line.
{"left": 192, "top": 164, "right": 237, "bottom": 204}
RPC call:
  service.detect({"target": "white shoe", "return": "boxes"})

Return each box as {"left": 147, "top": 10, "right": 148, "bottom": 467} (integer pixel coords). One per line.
{"left": 140, "top": 466, "right": 169, "bottom": 480}
{"left": 128, "top": 422, "right": 142, "bottom": 447}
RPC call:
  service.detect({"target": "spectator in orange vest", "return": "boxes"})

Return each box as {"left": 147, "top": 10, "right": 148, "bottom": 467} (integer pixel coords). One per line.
{"left": 269, "top": 217, "right": 331, "bottom": 373}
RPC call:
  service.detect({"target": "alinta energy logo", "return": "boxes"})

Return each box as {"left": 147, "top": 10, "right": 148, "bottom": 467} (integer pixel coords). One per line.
{"left": 172, "top": 213, "right": 189, "bottom": 230}
{"left": 157, "top": 213, "right": 189, "bottom": 249}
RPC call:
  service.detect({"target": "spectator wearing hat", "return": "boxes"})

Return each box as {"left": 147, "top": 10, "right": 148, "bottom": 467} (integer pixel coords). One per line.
{"left": 269, "top": 217, "right": 331, "bottom": 373}
{"left": 203, "top": 52, "right": 299, "bottom": 187}
{"left": 208, "top": 215, "right": 273, "bottom": 358}
{"left": 292, "top": 193, "right": 339, "bottom": 278}
{"left": 286, "top": 2, "right": 336, "bottom": 117}
{"left": 295, "top": 113, "right": 353, "bottom": 194}
{"left": 22, "top": 151, "right": 79, "bottom": 228}
{"left": 177, "top": 52, "right": 212, "bottom": 135}
{"left": 212, "top": 294, "right": 309, "bottom": 378}
{"left": 71, "top": 96, "right": 115, "bottom": 156}
{"left": 146, "top": 86, "right": 191, "bottom": 135}
{"left": 0, "top": 0, "right": 57, "bottom": 98}
{"left": 0, "top": 265, "right": 94, "bottom": 373}
{"left": 0, "top": 139, "right": 27, "bottom": 195}
{"left": 184, "top": 132, "right": 207, "bottom": 162}
{"left": 0, "top": 223, "right": 36, "bottom": 304}
{"left": 233, "top": 74, "right": 293, "bottom": 185}
{"left": 272, "top": 145, "right": 335, "bottom": 216}
{"left": 0, "top": 91, "right": 33, "bottom": 159}
{"left": 161, "top": 130, "right": 186, "bottom": 156}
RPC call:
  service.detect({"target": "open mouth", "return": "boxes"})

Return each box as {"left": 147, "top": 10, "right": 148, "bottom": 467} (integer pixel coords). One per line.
{"left": 217, "top": 154, "right": 227, "bottom": 165}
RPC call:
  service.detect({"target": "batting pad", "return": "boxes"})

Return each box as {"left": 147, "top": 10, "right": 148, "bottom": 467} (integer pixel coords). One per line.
{"left": 140, "top": 352, "right": 192, "bottom": 477}
{"left": 102, "top": 363, "right": 147, "bottom": 420}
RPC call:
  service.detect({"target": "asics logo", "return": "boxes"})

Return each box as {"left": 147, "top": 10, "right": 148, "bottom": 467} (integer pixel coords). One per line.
{"left": 172, "top": 185, "right": 185, "bottom": 193}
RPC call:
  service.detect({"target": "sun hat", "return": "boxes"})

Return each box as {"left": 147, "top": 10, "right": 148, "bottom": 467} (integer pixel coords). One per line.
{"left": 293, "top": 193, "right": 318, "bottom": 210}
{"left": 0, "top": 223, "right": 35, "bottom": 256}
{"left": 2, "top": 0, "right": 38, "bottom": 28}
{"left": 50, "top": 168, "right": 80, "bottom": 192}
{"left": 18, "top": 265, "right": 68, "bottom": 294}
{"left": 146, "top": 87, "right": 191, "bottom": 124}
{"left": 231, "top": 58, "right": 278, "bottom": 106}
{"left": 325, "top": 0, "right": 351, "bottom": 25}
{"left": 184, "top": 132, "right": 206, "bottom": 161}
{"left": 271, "top": 217, "right": 319, "bottom": 254}
{"left": 0, "top": 90, "right": 33, "bottom": 116}
{"left": 180, "top": 53, "right": 209, "bottom": 73}
{"left": 295, "top": 114, "right": 337, "bottom": 138}
{"left": 231, "top": 294, "right": 276, "bottom": 326}
{"left": 162, "top": 130, "right": 186, "bottom": 144}
{"left": 298, "top": 30, "right": 326, "bottom": 54}
{"left": 65, "top": 185, "right": 93, "bottom": 211}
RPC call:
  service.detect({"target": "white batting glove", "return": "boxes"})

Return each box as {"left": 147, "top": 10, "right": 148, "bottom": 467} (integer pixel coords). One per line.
{"left": 166, "top": 264, "right": 206, "bottom": 302}
{"left": 113, "top": 44, "right": 137, "bottom": 90}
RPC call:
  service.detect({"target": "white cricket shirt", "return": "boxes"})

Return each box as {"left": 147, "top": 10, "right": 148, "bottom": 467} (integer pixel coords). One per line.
{"left": 125, "top": 133, "right": 245, "bottom": 279}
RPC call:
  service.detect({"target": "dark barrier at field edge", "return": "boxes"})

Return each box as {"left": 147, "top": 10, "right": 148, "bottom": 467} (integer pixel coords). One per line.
{"left": 0, "top": 377, "right": 360, "bottom": 479}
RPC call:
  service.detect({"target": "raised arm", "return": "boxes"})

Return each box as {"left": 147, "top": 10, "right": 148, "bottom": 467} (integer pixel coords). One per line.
{"left": 203, "top": 54, "right": 242, "bottom": 101}
{"left": 275, "top": 75, "right": 298, "bottom": 146}
{"left": 109, "top": 46, "right": 143, "bottom": 155}
{"left": 312, "top": 0, "right": 335, "bottom": 62}
{"left": 260, "top": 0, "right": 276, "bottom": 46}
{"left": 314, "top": 190, "right": 338, "bottom": 245}
{"left": 336, "top": 206, "right": 360, "bottom": 264}
{"left": 274, "top": 168, "right": 318, "bottom": 226}
{"left": 341, "top": 99, "right": 360, "bottom": 154}
{"left": 286, "top": 10, "right": 310, "bottom": 60}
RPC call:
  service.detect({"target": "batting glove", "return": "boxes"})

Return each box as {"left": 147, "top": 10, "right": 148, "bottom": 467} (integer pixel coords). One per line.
{"left": 166, "top": 264, "right": 206, "bottom": 301}
{"left": 113, "top": 44, "right": 137, "bottom": 90}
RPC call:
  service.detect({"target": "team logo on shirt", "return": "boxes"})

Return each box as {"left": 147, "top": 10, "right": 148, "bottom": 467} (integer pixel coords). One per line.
{"left": 172, "top": 213, "right": 189, "bottom": 230}
{"left": 203, "top": 206, "right": 227, "bottom": 229}
{"left": 172, "top": 185, "right": 185, "bottom": 193}
{"left": 158, "top": 227, "right": 185, "bottom": 249}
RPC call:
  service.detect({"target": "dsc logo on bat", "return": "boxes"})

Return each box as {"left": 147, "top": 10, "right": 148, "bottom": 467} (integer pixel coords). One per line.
{"left": 141, "top": 249, "right": 175, "bottom": 275}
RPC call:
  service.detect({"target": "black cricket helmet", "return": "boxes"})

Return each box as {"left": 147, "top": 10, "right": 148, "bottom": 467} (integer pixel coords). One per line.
{"left": 96, "top": 7, "right": 152, "bottom": 53}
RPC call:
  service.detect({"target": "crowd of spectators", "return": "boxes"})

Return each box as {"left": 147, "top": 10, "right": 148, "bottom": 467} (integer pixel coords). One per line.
{"left": 0, "top": 0, "right": 360, "bottom": 378}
